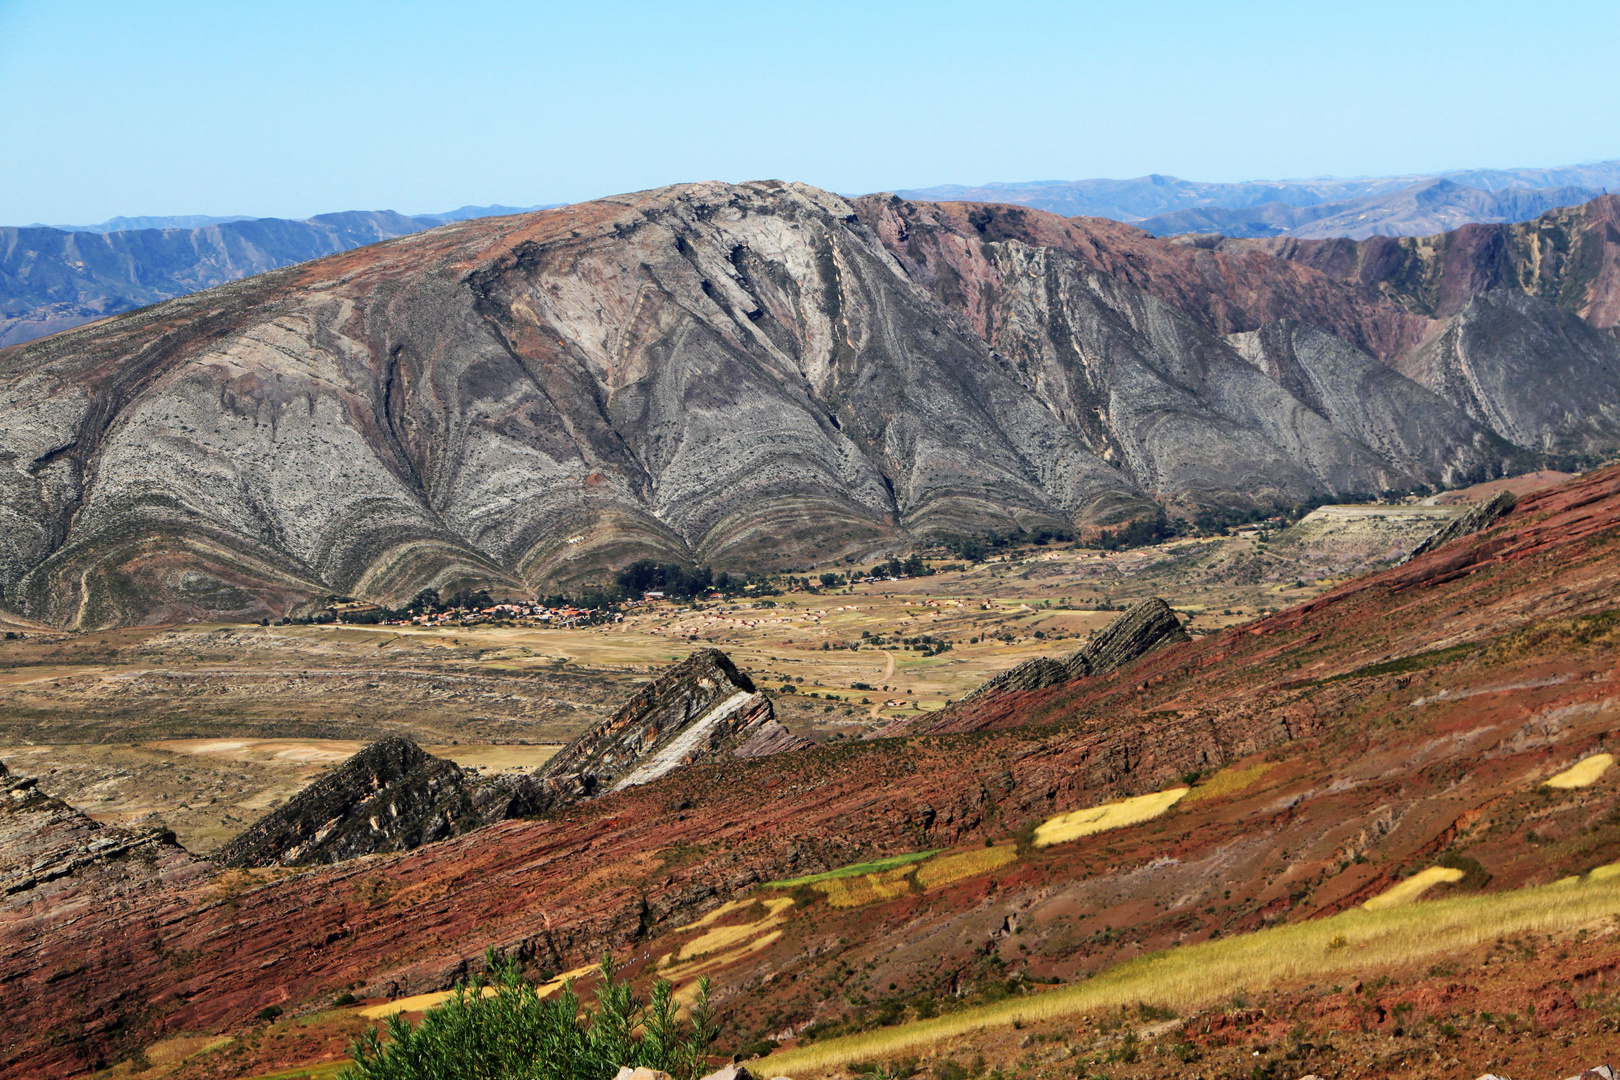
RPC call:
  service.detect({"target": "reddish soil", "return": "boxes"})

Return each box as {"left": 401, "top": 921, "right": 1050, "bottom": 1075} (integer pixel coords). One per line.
{"left": 5, "top": 466, "right": 1620, "bottom": 1078}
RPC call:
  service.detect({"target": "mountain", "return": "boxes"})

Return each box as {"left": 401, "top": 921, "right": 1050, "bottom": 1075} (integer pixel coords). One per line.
{"left": 37, "top": 214, "right": 259, "bottom": 233}
{"left": 0, "top": 211, "right": 434, "bottom": 347}
{"left": 1133, "top": 178, "right": 1600, "bottom": 239}
{"left": 413, "top": 203, "right": 562, "bottom": 224}
{"left": 894, "top": 160, "right": 1620, "bottom": 222}
{"left": 3, "top": 182, "right": 1617, "bottom": 629}
{"left": 4, "top": 463, "right": 1618, "bottom": 1077}
{"left": 13, "top": 181, "right": 1605, "bottom": 627}
{"left": 0, "top": 205, "right": 565, "bottom": 348}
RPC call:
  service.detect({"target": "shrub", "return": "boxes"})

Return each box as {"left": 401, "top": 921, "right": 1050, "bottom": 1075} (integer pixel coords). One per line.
{"left": 257, "top": 1005, "right": 283, "bottom": 1022}
{"left": 343, "top": 951, "right": 716, "bottom": 1080}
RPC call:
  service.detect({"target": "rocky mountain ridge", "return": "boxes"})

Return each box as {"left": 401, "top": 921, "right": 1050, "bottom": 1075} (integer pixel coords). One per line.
{"left": 2, "top": 183, "right": 1618, "bottom": 627}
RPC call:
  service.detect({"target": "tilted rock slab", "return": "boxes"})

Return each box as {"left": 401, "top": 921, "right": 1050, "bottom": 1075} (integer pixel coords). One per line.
{"left": 215, "top": 735, "right": 542, "bottom": 868}
{"left": 957, "top": 597, "right": 1192, "bottom": 706}
{"left": 533, "top": 648, "right": 775, "bottom": 809}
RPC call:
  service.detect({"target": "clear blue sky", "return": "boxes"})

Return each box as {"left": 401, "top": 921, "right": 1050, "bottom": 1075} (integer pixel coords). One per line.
{"left": 3, "top": 0, "right": 1617, "bottom": 224}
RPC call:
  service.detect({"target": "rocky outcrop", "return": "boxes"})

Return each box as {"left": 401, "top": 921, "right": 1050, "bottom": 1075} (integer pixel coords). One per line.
{"left": 1405, "top": 491, "right": 1518, "bottom": 562}
{"left": 0, "top": 760, "right": 203, "bottom": 906}
{"left": 1400, "top": 292, "right": 1620, "bottom": 453}
{"left": 217, "top": 650, "right": 788, "bottom": 866}
{"left": 732, "top": 717, "right": 814, "bottom": 758}
{"left": 4, "top": 182, "right": 1596, "bottom": 628}
{"left": 534, "top": 649, "right": 775, "bottom": 808}
{"left": 4, "top": 467, "right": 1620, "bottom": 1078}
{"left": 952, "top": 598, "right": 1190, "bottom": 709}
{"left": 214, "top": 736, "right": 541, "bottom": 868}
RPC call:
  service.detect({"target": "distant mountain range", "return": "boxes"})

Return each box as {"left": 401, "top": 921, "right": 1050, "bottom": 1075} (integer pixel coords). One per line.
{"left": 895, "top": 160, "right": 1620, "bottom": 223}
{"left": 0, "top": 204, "right": 561, "bottom": 346}
{"left": 30, "top": 204, "right": 555, "bottom": 234}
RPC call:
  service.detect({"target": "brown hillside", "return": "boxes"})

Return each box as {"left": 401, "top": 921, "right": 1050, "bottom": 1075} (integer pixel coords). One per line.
{"left": 3, "top": 464, "right": 1619, "bottom": 1077}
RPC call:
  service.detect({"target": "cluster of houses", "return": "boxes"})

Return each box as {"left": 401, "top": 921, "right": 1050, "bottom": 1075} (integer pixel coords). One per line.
{"left": 405, "top": 602, "right": 618, "bottom": 628}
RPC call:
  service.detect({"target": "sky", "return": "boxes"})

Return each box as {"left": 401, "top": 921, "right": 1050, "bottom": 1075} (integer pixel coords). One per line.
{"left": 3, "top": 0, "right": 1618, "bottom": 224}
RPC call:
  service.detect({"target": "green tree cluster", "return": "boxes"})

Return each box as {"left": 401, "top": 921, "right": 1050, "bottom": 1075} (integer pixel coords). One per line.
{"left": 344, "top": 953, "right": 716, "bottom": 1080}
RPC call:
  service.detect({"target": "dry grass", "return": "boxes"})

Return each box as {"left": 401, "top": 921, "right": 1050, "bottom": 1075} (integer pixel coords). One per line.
{"left": 818, "top": 867, "right": 919, "bottom": 908}
{"left": 677, "top": 898, "right": 794, "bottom": 959}
{"left": 761, "top": 864, "right": 1620, "bottom": 1075}
{"left": 660, "top": 930, "right": 785, "bottom": 985}
{"left": 1181, "top": 761, "right": 1277, "bottom": 804}
{"left": 357, "top": 963, "right": 595, "bottom": 1019}
{"left": 1545, "top": 753, "right": 1615, "bottom": 789}
{"left": 1363, "top": 866, "right": 1466, "bottom": 910}
{"left": 916, "top": 845, "right": 1019, "bottom": 890}
{"left": 1033, "top": 788, "right": 1189, "bottom": 847}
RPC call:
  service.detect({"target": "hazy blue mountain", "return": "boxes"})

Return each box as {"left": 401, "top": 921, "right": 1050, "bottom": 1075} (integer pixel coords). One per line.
{"left": 894, "top": 160, "right": 1620, "bottom": 224}
{"left": 1134, "top": 179, "right": 1601, "bottom": 239}
{"left": 0, "top": 204, "right": 569, "bottom": 347}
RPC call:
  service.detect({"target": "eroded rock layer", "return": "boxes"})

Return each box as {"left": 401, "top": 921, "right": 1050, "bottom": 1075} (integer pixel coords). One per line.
{"left": 2, "top": 184, "right": 1617, "bottom": 626}
{"left": 214, "top": 736, "right": 540, "bottom": 868}
{"left": 534, "top": 648, "right": 774, "bottom": 809}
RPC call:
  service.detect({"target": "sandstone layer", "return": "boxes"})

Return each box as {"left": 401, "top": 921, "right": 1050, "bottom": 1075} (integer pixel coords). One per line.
{"left": 214, "top": 735, "right": 543, "bottom": 869}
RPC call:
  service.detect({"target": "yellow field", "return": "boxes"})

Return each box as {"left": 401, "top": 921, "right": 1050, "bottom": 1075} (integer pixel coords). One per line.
{"left": 358, "top": 963, "right": 595, "bottom": 1018}
{"left": 676, "top": 898, "right": 795, "bottom": 959}
{"left": 1033, "top": 788, "right": 1189, "bottom": 847}
{"left": 761, "top": 864, "right": 1620, "bottom": 1075}
{"left": 916, "top": 845, "right": 1019, "bottom": 890}
{"left": 1362, "top": 866, "right": 1466, "bottom": 910}
{"left": 1545, "top": 753, "right": 1615, "bottom": 789}
{"left": 818, "top": 866, "right": 919, "bottom": 908}
{"left": 1181, "top": 761, "right": 1276, "bottom": 804}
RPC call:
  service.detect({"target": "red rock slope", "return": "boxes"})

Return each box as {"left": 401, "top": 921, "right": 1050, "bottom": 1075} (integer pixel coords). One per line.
{"left": 4, "top": 465, "right": 1620, "bottom": 1077}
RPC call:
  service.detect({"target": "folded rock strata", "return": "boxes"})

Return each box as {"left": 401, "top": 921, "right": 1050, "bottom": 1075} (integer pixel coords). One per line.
{"left": 5, "top": 183, "right": 1607, "bottom": 627}
{"left": 956, "top": 598, "right": 1191, "bottom": 707}
{"left": 1405, "top": 490, "right": 1518, "bottom": 562}
{"left": 214, "top": 735, "right": 541, "bottom": 868}
{"left": 533, "top": 648, "right": 775, "bottom": 809}
{"left": 0, "top": 760, "right": 204, "bottom": 907}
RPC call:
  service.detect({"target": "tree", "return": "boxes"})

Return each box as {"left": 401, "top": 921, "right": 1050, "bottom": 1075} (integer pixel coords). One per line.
{"left": 343, "top": 951, "right": 716, "bottom": 1080}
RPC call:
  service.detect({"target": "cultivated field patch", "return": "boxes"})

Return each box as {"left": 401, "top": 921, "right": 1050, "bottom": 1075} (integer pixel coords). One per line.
{"left": 1363, "top": 865, "right": 1467, "bottom": 910}
{"left": 762, "top": 861, "right": 1620, "bottom": 1075}
{"left": 1033, "top": 788, "right": 1189, "bottom": 847}
{"left": 1544, "top": 752, "right": 1615, "bottom": 789}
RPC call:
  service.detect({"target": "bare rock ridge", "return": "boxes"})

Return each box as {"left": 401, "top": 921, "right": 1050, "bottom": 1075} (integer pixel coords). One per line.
{"left": 0, "top": 759, "right": 203, "bottom": 905}
{"left": 214, "top": 735, "right": 542, "bottom": 868}
{"left": 1405, "top": 490, "right": 1518, "bottom": 562}
{"left": 956, "top": 598, "right": 1190, "bottom": 706}
{"left": 533, "top": 648, "right": 775, "bottom": 809}
{"left": 4, "top": 184, "right": 1620, "bottom": 627}
{"left": 216, "top": 649, "right": 787, "bottom": 868}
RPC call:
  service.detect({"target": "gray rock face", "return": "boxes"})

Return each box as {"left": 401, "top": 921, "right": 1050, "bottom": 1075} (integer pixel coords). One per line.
{"left": 0, "top": 760, "right": 204, "bottom": 906}
{"left": 960, "top": 598, "right": 1189, "bottom": 705}
{"left": 0, "top": 183, "right": 1604, "bottom": 626}
{"left": 1227, "top": 320, "right": 1524, "bottom": 482}
{"left": 214, "top": 735, "right": 538, "bottom": 868}
{"left": 1406, "top": 491, "right": 1518, "bottom": 561}
{"left": 732, "top": 717, "right": 815, "bottom": 758}
{"left": 1403, "top": 291, "right": 1620, "bottom": 453}
{"left": 534, "top": 648, "right": 774, "bottom": 808}
{"left": 1075, "top": 597, "right": 1193, "bottom": 676}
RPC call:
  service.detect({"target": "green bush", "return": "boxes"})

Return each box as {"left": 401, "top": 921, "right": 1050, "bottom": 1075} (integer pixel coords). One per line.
{"left": 343, "top": 951, "right": 716, "bottom": 1080}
